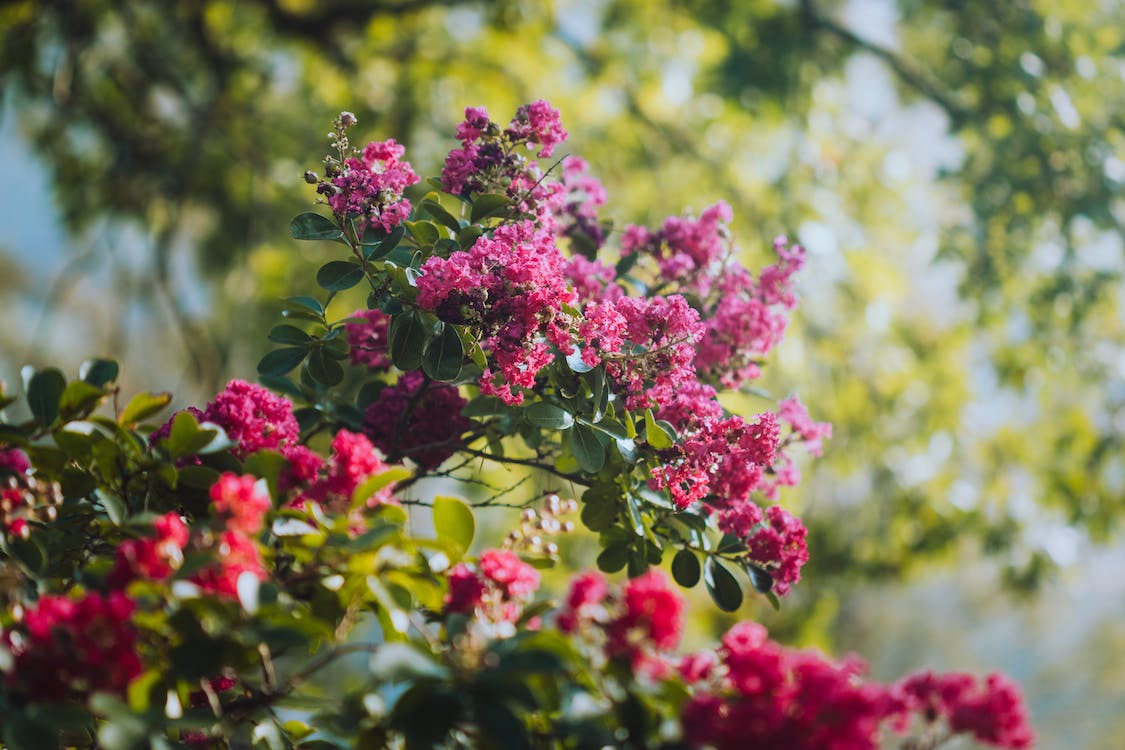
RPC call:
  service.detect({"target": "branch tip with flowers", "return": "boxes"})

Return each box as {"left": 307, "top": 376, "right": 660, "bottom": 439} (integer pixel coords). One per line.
{"left": 0, "top": 101, "right": 1032, "bottom": 750}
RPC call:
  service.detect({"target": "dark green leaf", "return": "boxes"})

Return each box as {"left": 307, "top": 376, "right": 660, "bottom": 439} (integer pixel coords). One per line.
{"left": 27, "top": 368, "right": 65, "bottom": 426}
{"left": 474, "top": 699, "right": 531, "bottom": 750}
{"left": 569, "top": 424, "right": 606, "bottom": 474}
{"left": 457, "top": 224, "right": 483, "bottom": 250}
{"left": 704, "top": 557, "right": 743, "bottom": 612}
{"left": 596, "top": 543, "right": 629, "bottom": 573}
{"left": 316, "top": 260, "right": 365, "bottom": 291}
{"left": 9, "top": 536, "right": 45, "bottom": 574}
{"left": 462, "top": 396, "right": 509, "bottom": 418}
{"left": 307, "top": 350, "right": 344, "bottom": 386}
{"left": 471, "top": 193, "right": 511, "bottom": 223}
{"left": 625, "top": 495, "right": 645, "bottom": 537}
{"left": 524, "top": 402, "right": 574, "bottom": 430}
{"left": 283, "top": 296, "right": 325, "bottom": 318}
{"left": 258, "top": 347, "right": 308, "bottom": 377}
{"left": 365, "top": 225, "right": 406, "bottom": 259}
{"left": 389, "top": 312, "right": 427, "bottom": 371}
{"left": 268, "top": 325, "right": 312, "bottom": 345}
{"left": 421, "top": 323, "right": 465, "bottom": 382}
{"left": 96, "top": 488, "right": 128, "bottom": 525}
{"left": 745, "top": 563, "right": 774, "bottom": 594}
{"left": 615, "top": 251, "right": 639, "bottom": 276}
{"left": 290, "top": 212, "right": 343, "bottom": 241}
{"left": 167, "top": 411, "right": 219, "bottom": 459}
{"left": 80, "top": 358, "right": 119, "bottom": 387}
{"left": 671, "top": 549, "right": 701, "bottom": 588}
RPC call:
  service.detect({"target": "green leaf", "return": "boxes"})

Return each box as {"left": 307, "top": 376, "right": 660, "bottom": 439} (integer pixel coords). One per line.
{"left": 524, "top": 402, "right": 574, "bottom": 430}
{"left": 351, "top": 466, "right": 412, "bottom": 509}
{"left": 369, "top": 643, "right": 449, "bottom": 682}
{"left": 365, "top": 225, "right": 406, "bottom": 259}
{"left": 317, "top": 260, "right": 365, "bottom": 291}
{"left": 118, "top": 391, "right": 173, "bottom": 426}
{"left": 268, "top": 324, "right": 313, "bottom": 345}
{"left": 704, "top": 557, "right": 743, "bottom": 612}
{"left": 406, "top": 220, "right": 441, "bottom": 247}
{"left": 59, "top": 380, "right": 105, "bottom": 415}
{"left": 671, "top": 548, "right": 701, "bottom": 588}
{"left": 307, "top": 349, "right": 344, "bottom": 386}
{"left": 389, "top": 312, "right": 427, "bottom": 371}
{"left": 27, "top": 368, "right": 65, "bottom": 426}
{"left": 471, "top": 193, "right": 511, "bottom": 223}
{"left": 644, "top": 409, "right": 675, "bottom": 449}
{"left": 433, "top": 495, "right": 475, "bottom": 556}
{"left": 745, "top": 563, "right": 774, "bottom": 594}
{"left": 421, "top": 323, "right": 465, "bottom": 382}
{"left": 258, "top": 347, "right": 308, "bottom": 377}
{"left": 80, "top": 358, "right": 119, "bottom": 387}
{"left": 565, "top": 348, "right": 593, "bottom": 373}
{"left": 283, "top": 296, "right": 325, "bottom": 318}
{"left": 166, "top": 411, "right": 218, "bottom": 459}
{"left": 625, "top": 496, "right": 645, "bottom": 537}
{"left": 474, "top": 699, "right": 531, "bottom": 750}
{"left": 9, "top": 536, "right": 45, "bottom": 574}
{"left": 596, "top": 543, "right": 629, "bottom": 573}
{"left": 580, "top": 494, "right": 617, "bottom": 532}
{"left": 290, "top": 212, "right": 343, "bottom": 241}
{"left": 457, "top": 224, "right": 483, "bottom": 250}
{"left": 461, "top": 395, "right": 509, "bottom": 418}
{"left": 96, "top": 489, "right": 128, "bottom": 526}
{"left": 420, "top": 195, "right": 462, "bottom": 233}
{"left": 569, "top": 424, "right": 605, "bottom": 473}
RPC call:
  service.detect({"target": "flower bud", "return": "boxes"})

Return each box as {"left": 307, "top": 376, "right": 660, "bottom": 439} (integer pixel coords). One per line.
{"left": 304, "top": 170, "right": 319, "bottom": 184}
{"left": 339, "top": 111, "right": 357, "bottom": 128}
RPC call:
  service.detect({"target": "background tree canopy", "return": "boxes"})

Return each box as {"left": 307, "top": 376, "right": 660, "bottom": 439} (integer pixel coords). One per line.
{"left": 2, "top": 0, "right": 1124, "bottom": 744}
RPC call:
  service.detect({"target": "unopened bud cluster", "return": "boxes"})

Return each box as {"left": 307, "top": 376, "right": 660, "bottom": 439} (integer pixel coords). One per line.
{"left": 1, "top": 475, "right": 62, "bottom": 539}
{"left": 504, "top": 493, "right": 578, "bottom": 559}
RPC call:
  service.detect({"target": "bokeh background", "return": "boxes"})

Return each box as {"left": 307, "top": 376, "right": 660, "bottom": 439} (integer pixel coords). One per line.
{"left": 2, "top": 0, "right": 1124, "bottom": 745}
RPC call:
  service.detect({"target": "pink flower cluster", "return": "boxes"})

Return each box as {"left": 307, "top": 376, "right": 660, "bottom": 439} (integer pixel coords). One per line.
{"left": 108, "top": 511, "right": 189, "bottom": 588}
{"left": 345, "top": 308, "right": 392, "bottom": 370}
{"left": 694, "top": 238, "right": 806, "bottom": 388}
{"left": 680, "top": 621, "right": 1035, "bottom": 750}
{"left": 200, "top": 379, "right": 300, "bottom": 457}
{"left": 0, "top": 448, "right": 30, "bottom": 475}
{"left": 441, "top": 102, "right": 567, "bottom": 220}
{"left": 324, "top": 139, "right": 419, "bottom": 233}
{"left": 553, "top": 156, "right": 608, "bottom": 251}
{"left": 622, "top": 202, "right": 734, "bottom": 293}
{"left": 444, "top": 549, "right": 541, "bottom": 623}
{"left": 108, "top": 473, "right": 270, "bottom": 600}
{"left": 295, "top": 429, "right": 395, "bottom": 512}
{"left": 2, "top": 592, "right": 143, "bottom": 701}
{"left": 581, "top": 295, "right": 706, "bottom": 411}
{"left": 364, "top": 371, "right": 470, "bottom": 468}
{"left": 681, "top": 621, "right": 890, "bottom": 750}
{"left": 416, "top": 221, "right": 576, "bottom": 405}
{"left": 556, "top": 570, "right": 684, "bottom": 676}
{"left": 892, "top": 671, "right": 1035, "bottom": 749}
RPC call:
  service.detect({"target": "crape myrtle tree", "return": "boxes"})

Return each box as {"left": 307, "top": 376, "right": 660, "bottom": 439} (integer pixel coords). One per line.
{"left": 0, "top": 104, "right": 1033, "bottom": 749}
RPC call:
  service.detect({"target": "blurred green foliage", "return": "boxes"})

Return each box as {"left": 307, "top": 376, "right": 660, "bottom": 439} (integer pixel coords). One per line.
{"left": 2, "top": 0, "right": 1124, "bottom": 634}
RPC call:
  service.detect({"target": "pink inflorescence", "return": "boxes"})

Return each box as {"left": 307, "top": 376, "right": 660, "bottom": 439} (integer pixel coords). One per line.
{"left": 202, "top": 380, "right": 301, "bottom": 457}
{"left": 416, "top": 221, "right": 576, "bottom": 405}
{"left": 108, "top": 511, "right": 189, "bottom": 589}
{"left": 892, "top": 671, "right": 1035, "bottom": 749}
{"left": 298, "top": 429, "right": 394, "bottom": 511}
{"left": 0, "top": 448, "right": 30, "bottom": 475}
{"left": 209, "top": 473, "right": 271, "bottom": 536}
{"left": 345, "top": 308, "right": 392, "bottom": 370}
{"left": 4, "top": 592, "right": 143, "bottom": 702}
{"left": 325, "top": 138, "right": 419, "bottom": 233}
{"left": 441, "top": 103, "right": 567, "bottom": 221}
{"left": 364, "top": 371, "right": 470, "bottom": 468}
{"left": 443, "top": 549, "right": 541, "bottom": 623}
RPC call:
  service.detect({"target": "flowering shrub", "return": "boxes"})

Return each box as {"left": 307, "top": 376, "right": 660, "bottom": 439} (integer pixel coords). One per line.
{"left": 0, "top": 102, "right": 1032, "bottom": 749}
